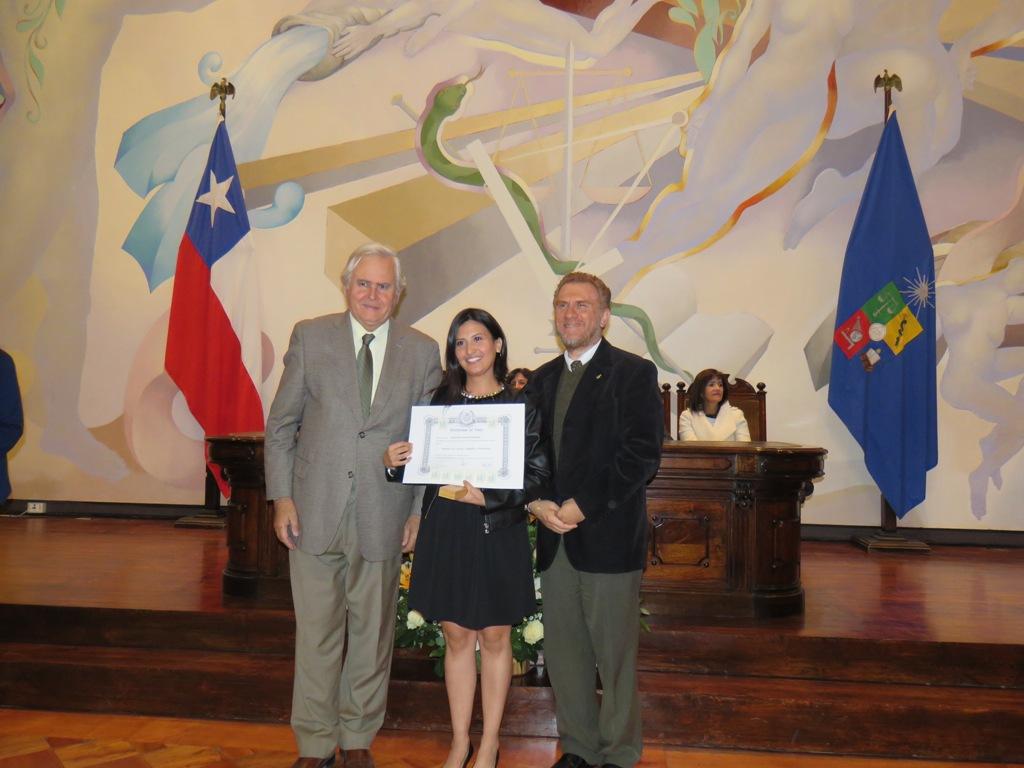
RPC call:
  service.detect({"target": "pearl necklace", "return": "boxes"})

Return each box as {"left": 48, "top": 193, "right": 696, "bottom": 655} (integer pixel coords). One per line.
{"left": 460, "top": 383, "right": 505, "bottom": 400}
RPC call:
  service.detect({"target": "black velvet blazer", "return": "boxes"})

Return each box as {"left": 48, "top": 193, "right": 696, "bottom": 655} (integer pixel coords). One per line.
{"left": 528, "top": 339, "right": 664, "bottom": 573}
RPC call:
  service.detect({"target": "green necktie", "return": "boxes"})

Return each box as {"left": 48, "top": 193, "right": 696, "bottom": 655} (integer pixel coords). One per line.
{"left": 357, "top": 333, "right": 375, "bottom": 417}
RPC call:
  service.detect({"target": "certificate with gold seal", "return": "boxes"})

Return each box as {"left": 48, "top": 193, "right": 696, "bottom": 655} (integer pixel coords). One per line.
{"left": 402, "top": 403, "right": 525, "bottom": 490}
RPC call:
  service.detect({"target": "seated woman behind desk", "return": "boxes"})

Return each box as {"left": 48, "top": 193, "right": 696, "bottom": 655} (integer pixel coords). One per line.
{"left": 679, "top": 368, "right": 751, "bottom": 442}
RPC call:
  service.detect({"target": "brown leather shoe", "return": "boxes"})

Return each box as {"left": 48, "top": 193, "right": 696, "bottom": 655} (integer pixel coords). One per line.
{"left": 290, "top": 756, "right": 335, "bottom": 768}
{"left": 343, "top": 749, "right": 375, "bottom": 768}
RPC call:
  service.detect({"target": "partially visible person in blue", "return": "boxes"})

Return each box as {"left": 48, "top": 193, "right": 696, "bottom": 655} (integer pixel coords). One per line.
{"left": 0, "top": 348, "right": 24, "bottom": 504}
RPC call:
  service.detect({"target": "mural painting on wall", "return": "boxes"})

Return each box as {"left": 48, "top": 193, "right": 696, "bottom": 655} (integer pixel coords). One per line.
{"left": 0, "top": 0, "right": 1022, "bottom": 527}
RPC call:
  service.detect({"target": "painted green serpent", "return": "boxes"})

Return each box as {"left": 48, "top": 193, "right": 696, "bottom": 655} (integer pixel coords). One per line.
{"left": 417, "top": 74, "right": 680, "bottom": 375}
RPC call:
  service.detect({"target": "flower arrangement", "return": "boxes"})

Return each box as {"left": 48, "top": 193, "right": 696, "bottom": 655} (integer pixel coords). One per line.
{"left": 394, "top": 525, "right": 544, "bottom": 678}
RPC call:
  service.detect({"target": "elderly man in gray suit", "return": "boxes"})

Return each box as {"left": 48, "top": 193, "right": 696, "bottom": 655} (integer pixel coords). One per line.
{"left": 265, "top": 243, "right": 442, "bottom": 768}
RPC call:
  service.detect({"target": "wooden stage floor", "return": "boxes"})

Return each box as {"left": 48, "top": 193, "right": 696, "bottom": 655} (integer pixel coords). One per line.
{"left": 1, "top": 516, "right": 1021, "bottom": 645}
{"left": 1, "top": 516, "right": 1023, "bottom": 764}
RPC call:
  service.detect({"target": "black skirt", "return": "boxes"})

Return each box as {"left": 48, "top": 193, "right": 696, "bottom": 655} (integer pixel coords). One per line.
{"left": 409, "top": 495, "right": 537, "bottom": 629}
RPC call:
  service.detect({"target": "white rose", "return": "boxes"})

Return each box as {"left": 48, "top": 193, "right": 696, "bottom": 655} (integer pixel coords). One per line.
{"left": 406, "top": 609, "right": 426, "bottom": 629}
{"left": 522, "top": 619, "right": 544, "bottom": 645}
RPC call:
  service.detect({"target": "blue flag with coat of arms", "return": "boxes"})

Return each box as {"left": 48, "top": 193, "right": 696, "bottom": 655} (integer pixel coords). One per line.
{"left": 827, "top": 114, "right": 937, "bottom": 518}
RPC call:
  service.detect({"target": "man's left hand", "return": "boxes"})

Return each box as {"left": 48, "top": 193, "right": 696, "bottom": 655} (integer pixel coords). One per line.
{"left": 557, "top": 498, "right": 585, "bottom": 525}
{"left": 402, "top": 514, "right": 421, "bottom": 553}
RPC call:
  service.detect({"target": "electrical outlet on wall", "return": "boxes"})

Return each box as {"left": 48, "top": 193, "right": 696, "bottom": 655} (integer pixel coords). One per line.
{"left": 26, "top": 501, "right": 46, "bottom": 514}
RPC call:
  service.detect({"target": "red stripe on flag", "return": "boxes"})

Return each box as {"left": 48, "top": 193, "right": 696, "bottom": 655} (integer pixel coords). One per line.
{"left": 166, "top": 236, "right": 263, "bottom": 451}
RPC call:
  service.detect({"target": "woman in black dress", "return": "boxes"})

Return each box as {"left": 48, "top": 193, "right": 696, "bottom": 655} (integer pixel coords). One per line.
{"left": 384, "top": 308, "right": 549, "bottom": 768}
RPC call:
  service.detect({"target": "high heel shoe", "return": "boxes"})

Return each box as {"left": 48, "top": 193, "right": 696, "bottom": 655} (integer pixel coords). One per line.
{"left": 437, "top": 743, "right": 472, "bottom": 768}
{"left": 471, "top": 747, "right": 498, "bottom": 768}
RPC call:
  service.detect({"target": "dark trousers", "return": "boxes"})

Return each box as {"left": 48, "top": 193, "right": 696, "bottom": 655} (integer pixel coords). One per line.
{"left": 541, "top": 541, "right": 643, "bottom": 767}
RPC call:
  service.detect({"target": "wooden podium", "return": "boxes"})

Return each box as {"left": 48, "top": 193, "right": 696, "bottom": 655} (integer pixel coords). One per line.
{"left": 644, "top": 441, "right": 826, "bottom": 618}
{"left": 206, "top": 433, "right": 289, "bottom": 599}
{"left": 207, "top": 434, "right": 825, "bottom": 616}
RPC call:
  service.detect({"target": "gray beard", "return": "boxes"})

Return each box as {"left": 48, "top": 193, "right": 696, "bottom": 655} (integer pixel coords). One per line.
{"left": 559, "top": 331, "right": 602, "bottom": 350}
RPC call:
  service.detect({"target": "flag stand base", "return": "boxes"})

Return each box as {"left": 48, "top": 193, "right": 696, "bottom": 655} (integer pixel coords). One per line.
{"left": 175, "top": 513, "right": 226, "bottom": 530}
{"left": 853, "top": 496, "right": 931, "bottom": 553}
{"left": 853, "top": 530, "right": 930, "bottom": 553}
{"left": 175, "top": 468, "right": 226, "bottom": 529}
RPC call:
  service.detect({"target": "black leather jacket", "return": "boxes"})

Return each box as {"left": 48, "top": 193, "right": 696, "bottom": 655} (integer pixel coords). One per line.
{"left": 393, "top": 387, "right": 552, "bottom": 533}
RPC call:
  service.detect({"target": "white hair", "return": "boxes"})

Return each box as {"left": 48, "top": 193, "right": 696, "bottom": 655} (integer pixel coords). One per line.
{"left": 341, "top": 242, "right": 405, "bottom": 291}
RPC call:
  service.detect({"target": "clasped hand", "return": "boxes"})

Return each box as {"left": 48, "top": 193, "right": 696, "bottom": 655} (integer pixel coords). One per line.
{"left": 531, "top": 498, "right": 583, "bottom": 533}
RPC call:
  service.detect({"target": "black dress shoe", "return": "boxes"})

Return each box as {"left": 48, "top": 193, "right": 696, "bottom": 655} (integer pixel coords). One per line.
{"left": 291, "top": 756, "right": 335, "bottom": 768}
{"left": 551, "top": 754, "right": 591, "bottom": 768}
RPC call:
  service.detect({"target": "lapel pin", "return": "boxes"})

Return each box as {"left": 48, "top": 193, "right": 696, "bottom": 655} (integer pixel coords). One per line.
{"left": 595, "top": 373, "right": 603, "bottom": 380}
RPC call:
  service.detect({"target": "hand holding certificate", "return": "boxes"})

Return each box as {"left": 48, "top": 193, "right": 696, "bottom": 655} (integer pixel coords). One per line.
{"left": 402, "top": 403, "right": 526, "bottom": 490}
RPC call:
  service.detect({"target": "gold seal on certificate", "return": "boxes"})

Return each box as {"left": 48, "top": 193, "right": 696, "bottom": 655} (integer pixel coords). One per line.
{"left": 402, "top": 403, "right": 526, "bottom": 489}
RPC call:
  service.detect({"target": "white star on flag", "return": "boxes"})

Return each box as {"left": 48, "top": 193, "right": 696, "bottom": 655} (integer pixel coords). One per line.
{"left": 195, "top": 171, "right": 236, "bottom": 226}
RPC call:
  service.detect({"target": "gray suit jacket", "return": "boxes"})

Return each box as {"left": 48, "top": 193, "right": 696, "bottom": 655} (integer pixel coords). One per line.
{"left": 265, "top": 312, "right": 442, "bottom": 559}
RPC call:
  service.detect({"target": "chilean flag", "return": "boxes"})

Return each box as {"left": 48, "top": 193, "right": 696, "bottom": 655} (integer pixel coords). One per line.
{"left": 165, "top": 119, "right": 264, "bottom": 495}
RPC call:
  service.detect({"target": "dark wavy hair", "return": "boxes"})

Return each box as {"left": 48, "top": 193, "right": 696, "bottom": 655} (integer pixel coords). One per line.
{"left": 506, "top": 367, "right": 532, "bottom": 390}
{"left": 437, "top": 308, "right": 510, "bottom": 403}
{"left": 687, "top": 368, "right": 730, "bottom": 413}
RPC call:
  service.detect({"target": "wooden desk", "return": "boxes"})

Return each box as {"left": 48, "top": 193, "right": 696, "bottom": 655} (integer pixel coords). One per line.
{"left": 208, "top": 435, "right": 826, "bottom": 615}
{"left": 644, "top": 441, "right": 826, "bottom": 618}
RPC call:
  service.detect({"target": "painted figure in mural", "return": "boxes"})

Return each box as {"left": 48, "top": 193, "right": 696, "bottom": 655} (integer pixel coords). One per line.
{"left": 275, "top": 0, "right": 664, "bottom": 77}
{"left": 114, "top": 0, "right": 665, "bottom": 335}
{"left": 783, "top": 0, "right": 1024, "bottom": 249}
{"left": 938, "top": 257, "right": 1024, "bottom": 519}
{"left": 0, "top": 349, "right": 24, "bottom": 505}
{"left": 264, "top": 243, "right": 441, "bottom": 768}
{"left": 614, "top": 0, "right": 1008, "bottom": 280}
{"left": 384, "top": 308, "right": 549, "bottom": 768}
{"left": 526, "top": 272, "right": 663, "bottom": 768}
{"left": 678, "top": 368, "right": 751, "bottom": 442}
{"left": 0, "top": 0, "right": 217, "bottom": 482}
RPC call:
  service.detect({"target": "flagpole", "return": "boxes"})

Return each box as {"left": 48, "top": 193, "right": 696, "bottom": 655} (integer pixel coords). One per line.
{"left": 177, "top": 78, "right": 238, "bottom": 531}
{"left": 852, "top": 70, "right": 930, "bottom": 554}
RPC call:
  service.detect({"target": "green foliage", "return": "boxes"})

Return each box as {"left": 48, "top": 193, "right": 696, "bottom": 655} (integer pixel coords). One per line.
{"left": 666, "top": 0, "right": 744, "bottom": 83}
{"left": 16, "top": 0, "right": 67, "bottom": 122}
{"left": 28, "top": 49, "right": 44, "bottom": 86}
{"left": 668, "top": 3, "right": 696, "bottom": 30}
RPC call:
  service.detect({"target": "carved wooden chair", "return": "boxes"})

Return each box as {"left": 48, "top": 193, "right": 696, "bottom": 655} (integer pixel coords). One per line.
{"left": 661, "top": 376, "right": 767, "bottom": 441}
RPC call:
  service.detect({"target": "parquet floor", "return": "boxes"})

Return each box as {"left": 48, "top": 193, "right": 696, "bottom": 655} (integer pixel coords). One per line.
{"left": 1, "top": 710, "right": 1021, "bottom": 768}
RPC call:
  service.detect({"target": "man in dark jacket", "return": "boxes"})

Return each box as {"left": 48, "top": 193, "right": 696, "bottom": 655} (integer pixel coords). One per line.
{"left": 526, "top": 273, "right": 664, "bottom": 768}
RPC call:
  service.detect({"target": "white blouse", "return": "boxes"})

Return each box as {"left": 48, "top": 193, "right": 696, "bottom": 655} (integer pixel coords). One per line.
{"left": 678, "top": 401, "right": 751, "bottom": 442}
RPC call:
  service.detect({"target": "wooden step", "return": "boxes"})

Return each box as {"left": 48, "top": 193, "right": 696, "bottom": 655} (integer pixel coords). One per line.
{"left": 639, "top": 623, "right": 1024, "bottom": 688}
{"left": 3, "top": 642, "right": 1022, "bottom": 762}
{"left": 0, "top": 603, "right": 295, "bottom": 654}
{"left": 5, "top": 603, "right": 1021, "bottom": 689}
